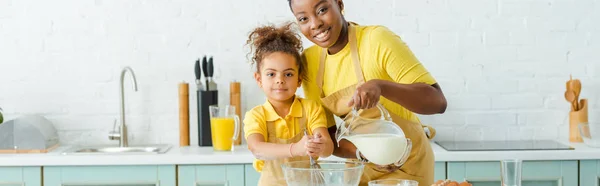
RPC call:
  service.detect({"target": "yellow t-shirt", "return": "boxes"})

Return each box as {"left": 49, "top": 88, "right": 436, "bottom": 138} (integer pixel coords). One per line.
{"left": 243, "top": 96, "right": 328, "bottom": 172}
{"left": 302, "top": 23, "right": 437, "bottom": 127}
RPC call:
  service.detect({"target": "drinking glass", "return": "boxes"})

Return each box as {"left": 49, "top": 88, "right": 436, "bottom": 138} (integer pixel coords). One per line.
{"left": 500, "top": 159, "right": 522, "bottom": 186}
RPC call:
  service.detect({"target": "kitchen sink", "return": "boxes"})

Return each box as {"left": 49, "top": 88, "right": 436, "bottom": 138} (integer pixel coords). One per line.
{"left": 61, "top": 144, "right": 172, "bottom": 155}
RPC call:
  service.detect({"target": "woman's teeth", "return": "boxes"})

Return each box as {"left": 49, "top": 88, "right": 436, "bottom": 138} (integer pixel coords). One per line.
{"left": 315, "top": 29, "right": 329, "bottom": 41}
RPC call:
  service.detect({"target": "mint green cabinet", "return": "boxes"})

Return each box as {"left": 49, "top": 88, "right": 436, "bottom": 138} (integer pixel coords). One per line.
{"left": 435, "top": 162, "right": 446, "bottom": 181}
{"left": 0, "top": 167, "right": 41, "bottom": 186}
{"left": 447, "top": 161, "right": 577, "bottom": 186}
{"left": 178, "top": 165, "right": 245, "bottom": 186}
{"left": 580, "top": 160, "right": 600, "bottom": 186}
{"left": 244, "top": 164, "right": 260, "bottom": 186}
{"left": 43, "top": 165, "right": 175, "bottom": 186}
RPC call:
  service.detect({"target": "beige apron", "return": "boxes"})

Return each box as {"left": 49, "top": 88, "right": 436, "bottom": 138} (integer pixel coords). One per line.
{"left": 257, "top": 102, "right": 310, "bottom": 186}
{"left": 316, "top": 23, "right": 434, "bottom": 186}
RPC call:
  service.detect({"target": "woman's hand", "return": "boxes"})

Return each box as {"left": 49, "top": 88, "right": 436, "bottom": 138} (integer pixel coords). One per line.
{"left": 347, "top": 79, "right": 382, "bottom": 109}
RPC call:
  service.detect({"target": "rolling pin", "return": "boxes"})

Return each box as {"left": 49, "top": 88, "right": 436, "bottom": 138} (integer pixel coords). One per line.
{"left": 230, "top": 81, "right": 242, "bottom": 145}
{"left": 179, "top": 82, "right": 190, "bottom": 146}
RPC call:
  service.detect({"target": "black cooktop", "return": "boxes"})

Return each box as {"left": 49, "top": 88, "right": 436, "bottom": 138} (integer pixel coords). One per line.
{"left": 435, "top": 140, "right": 574, "bottom": 151}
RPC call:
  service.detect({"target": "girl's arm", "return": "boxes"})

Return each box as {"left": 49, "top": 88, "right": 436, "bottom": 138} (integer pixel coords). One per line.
{"left": 247, "top": 133, "right": 308, "bottom": 160}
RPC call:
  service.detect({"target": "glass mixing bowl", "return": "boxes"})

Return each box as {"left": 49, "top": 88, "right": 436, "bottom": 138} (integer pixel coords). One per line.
{"left": 281, "top": 160, "right": 365, "bottom": 186}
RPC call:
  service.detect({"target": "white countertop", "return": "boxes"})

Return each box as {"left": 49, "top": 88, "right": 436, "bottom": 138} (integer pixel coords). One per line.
{"left": 1, "top": 141, "right": 599, "bottom": 166}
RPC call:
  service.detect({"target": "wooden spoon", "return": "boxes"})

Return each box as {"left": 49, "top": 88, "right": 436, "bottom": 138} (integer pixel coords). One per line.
{"left": 565, "top": 90, "right": 578, "bottom": 111}
{"left": 572, "top": 79, "right": 582, "bottom": 110}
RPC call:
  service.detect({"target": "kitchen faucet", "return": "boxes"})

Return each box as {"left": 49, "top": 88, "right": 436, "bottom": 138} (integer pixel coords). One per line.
{"left": 109, "top": 66, "right": 138, "bottom": 147}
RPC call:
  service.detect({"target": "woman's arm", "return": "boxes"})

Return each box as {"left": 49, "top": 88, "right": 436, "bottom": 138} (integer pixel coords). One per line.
{"left": 247, "top": 133, "right": 308, "bottom": 160}
{"left": 378, "top": 81, "right": 447, "bottom": 114}
{"left": 349, "top": 80, "right": 446, "bottom": 115}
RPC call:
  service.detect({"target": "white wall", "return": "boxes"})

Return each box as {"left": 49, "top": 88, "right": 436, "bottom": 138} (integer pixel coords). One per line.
{"left": 0, "top": 0, "right": 598, "bottom": 146}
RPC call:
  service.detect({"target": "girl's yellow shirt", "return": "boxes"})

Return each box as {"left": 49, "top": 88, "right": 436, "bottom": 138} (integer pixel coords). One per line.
{"left": 243, "top": 96, "right": 327, "bottom": 172}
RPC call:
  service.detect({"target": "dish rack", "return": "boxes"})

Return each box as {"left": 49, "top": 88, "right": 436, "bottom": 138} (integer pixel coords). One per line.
{"left": 0, "top": 115, "right": 60, "bottom": 153}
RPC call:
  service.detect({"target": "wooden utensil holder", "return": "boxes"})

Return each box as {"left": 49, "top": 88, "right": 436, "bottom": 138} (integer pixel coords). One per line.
{"left": 230, "top": 81, "right": 242, "bottom": 145}
{"left": 179, "top": 82, "right": 190, "bottom": 147}
{"left": 569, "top": 99, "right": 588, "bottom": 142}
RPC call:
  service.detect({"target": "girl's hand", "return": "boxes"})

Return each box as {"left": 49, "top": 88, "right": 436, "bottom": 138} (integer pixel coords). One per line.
{"left": 291, "top": 135, "right": 310, "bottom": 157}
{"left": 306, "top": 133, "right": 325, "bottom": 157}
{"left": 348, "top": 79, "right": 382, "bottom": 109}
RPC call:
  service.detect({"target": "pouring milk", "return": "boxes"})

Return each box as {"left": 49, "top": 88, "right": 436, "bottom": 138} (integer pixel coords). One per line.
{"left": 338, "top": 104, "right": 411, "bottom": 166}
{"left": 346, "top": 133, "right": 408, "bottom": 165}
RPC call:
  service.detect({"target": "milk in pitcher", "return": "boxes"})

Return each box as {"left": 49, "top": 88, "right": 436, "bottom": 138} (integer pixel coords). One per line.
{"left": 346, "top": 134, "right": 408, "bottom": 165}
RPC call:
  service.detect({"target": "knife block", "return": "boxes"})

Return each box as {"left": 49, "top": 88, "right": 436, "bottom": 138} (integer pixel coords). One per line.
{"left": 569, "top": 99, "right": 588, "bottom": 142}
{"left": 197, "top": 90, "right": 218, "bottom": 147}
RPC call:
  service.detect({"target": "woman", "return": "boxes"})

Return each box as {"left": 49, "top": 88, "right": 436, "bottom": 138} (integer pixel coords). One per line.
{"left": 287, "top": 0, "right": 448, "bottom": 185}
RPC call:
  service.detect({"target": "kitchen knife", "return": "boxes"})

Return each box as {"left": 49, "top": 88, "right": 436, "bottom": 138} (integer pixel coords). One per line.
{"left": 207, "top": 56, "right": 217, "bottom": 91}
{"left": 194, "top": 58, "right": 203, "bottom": 91}
{"left": 202, "top": 56, "right": 209, "bottom": 91}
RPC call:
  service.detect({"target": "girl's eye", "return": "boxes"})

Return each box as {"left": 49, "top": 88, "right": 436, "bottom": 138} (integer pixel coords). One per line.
{"left": 285, "top": 73, "right": 294, "bottom": 77}
{"left": 266, "top": 73, "right": 274, "bottom": 77}
{"left": 298, "top": 17, "right": 307, "bottom": 22}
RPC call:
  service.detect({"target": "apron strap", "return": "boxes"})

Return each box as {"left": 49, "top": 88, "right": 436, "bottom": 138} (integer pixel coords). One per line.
{"left": 317, "top": 23, "right": 364, "bottom": 98}
{"left": 317, "top": 48, "right": 326, "bottom": 97}
{"left": 299, "top": 103, "right": 308, "bottom": 133}
{"left": 266, "top": 120, "right": 277, "bottom": 139}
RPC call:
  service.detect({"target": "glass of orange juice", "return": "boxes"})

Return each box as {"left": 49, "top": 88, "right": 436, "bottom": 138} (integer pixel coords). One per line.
{"left": 209, "top": 105, "right": 240, "bottom": 151}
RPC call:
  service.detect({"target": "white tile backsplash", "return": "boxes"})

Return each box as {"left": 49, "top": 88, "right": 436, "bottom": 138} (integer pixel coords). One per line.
{"left": 1, "top": 0, "right": 599, "bottom": 146}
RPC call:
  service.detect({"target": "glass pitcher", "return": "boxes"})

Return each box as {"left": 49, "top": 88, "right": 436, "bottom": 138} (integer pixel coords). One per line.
{"left": 336, "top": 104, "right": 412, "bottom": 167}
{"left": 209, "top": 105, "right": 240, "bottom": 151}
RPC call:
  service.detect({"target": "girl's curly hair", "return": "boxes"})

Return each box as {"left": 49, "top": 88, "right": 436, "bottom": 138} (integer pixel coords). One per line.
{"left": 246, "top": 22, "right": 306, "bottom": 81}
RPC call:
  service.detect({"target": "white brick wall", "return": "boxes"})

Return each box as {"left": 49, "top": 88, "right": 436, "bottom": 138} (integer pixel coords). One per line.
{"left": 0, "top": 0, "right": 598, "bottom": 146}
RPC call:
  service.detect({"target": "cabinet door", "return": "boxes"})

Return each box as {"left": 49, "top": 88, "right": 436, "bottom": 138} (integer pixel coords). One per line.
{"left": 447, "top": 160, "right": 577, "bottom": 186}
{"left": 178, "top": 165, "right": 244, "bottom": 186}
{"left": 580, "top": 160, "right": 600, "bottom": 186}
{"left": 435, "top": 162, "right": 446, "bottom": 181}
{"left": 244, "top": 164, "right": 260, "bottom": 186}
{"left": 43, "top": 165, "right": 175, "bottom": 186}
{"left": 0, "top": 167, "right": 41, "bottom": 186}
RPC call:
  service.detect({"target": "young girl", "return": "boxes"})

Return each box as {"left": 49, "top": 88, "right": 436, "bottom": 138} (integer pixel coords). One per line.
{"left": 243, "top": 22, "right": 334, "bottom": 186}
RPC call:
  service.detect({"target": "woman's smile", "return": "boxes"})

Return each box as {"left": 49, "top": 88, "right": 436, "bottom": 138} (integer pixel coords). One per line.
{"left": 313, "top": 27, "right": 331, "bottom": 42}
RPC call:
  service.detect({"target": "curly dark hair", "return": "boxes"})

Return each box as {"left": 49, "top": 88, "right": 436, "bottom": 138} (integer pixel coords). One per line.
{"left": 246, "top": 22, "right": 306, "bottom": 81}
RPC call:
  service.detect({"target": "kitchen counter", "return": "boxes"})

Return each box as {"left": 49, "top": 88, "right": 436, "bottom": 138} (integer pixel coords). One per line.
{"left": 1, "top": 141, "right": 599, "bottom": 166}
